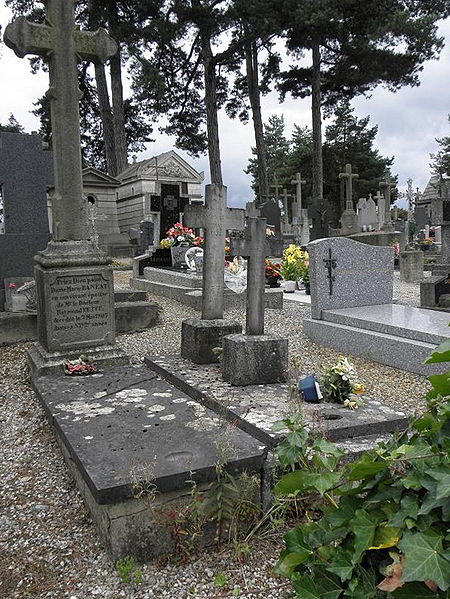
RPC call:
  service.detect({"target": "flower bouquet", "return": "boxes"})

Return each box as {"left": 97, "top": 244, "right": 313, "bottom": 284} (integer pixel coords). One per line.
{"left": 64, "top": 355, "right": 99, "bottom": 376}
{"left": 281, "top": 245, "right": 308, "bottom": 292}
{"left": 321, "top": 356, "right": 365, "bottom": 408}
{"left": 224, "top": 256, "right": 247, "bottom": 294}
{"left": 265, "top": 260, "right": 282, "bottom": 287}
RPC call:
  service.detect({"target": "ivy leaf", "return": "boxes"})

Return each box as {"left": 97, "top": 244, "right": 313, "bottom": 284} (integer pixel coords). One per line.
{"left": 347, "top": 455, "right": 386, "bottom": 481}
{"left": 427, "top": 373, "right": 450, "bottom": 398}
{"left": 291, "top": 572, "right": 320, "bottom": 599}
{"left": 327, "top": 548, "right": 354, "bottom": 581}
{"left": 276, "top": 443, "right": 302, "bottom": 470}
{"left": 424, "top": 338, "right": 450, "bottom": 363}
{"left": 314, "top": 566, "right": 342, "bottom": 599}
{"left": 370, "top": 524, "right": 400, "bottom": 550}
{"left": 392, "top": 582, "right": 440, "bottom": 598}
{"left": 274, "top": 470, "right": 309, "bottom": 496}
{"left": 312, "top": 438, "right": 344, "bottom": 458}
{"left": 326, "top": 495, "right": 359, "bottom": 527}
{"left": 390, "top": 495, "right": 419, "bottom": 527}
{"left": 348, "top": 509, "right": 378, "bottom": 562}
{"left": 398, "top": 531, "right": 450, "bottom": 591}
{"left": 302, "top": 471, "right": 341, "bottom": 495}
{"left": 284, "top": 526, "right": 312, "bottom": 556}
{"left": 428, "top": 468, "right": 450, "bottom": 500}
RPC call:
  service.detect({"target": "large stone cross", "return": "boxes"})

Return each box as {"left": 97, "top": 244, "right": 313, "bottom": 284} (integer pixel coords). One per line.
{"left": 183, "top": 184, "right": 245, "bottom": 320}
{"left": 379, "top": 175, "right": 395, "bottom": 231}
{"left": 280, "top": 188, "right": 293, "bottom": 221}
{"left": 339, "top": 164, "right": 359, "bottom": 209}
{"left": 374, "top": 190, "right": 385, "bottom": 230}
{"left": 4, "top": 0, "right": 117, "bottom": 242}
{"left": 270, "top": 178, "right": 283, "bottom": 203}
{"left": 230, "top": 217, "right": 283, "bottom": 335}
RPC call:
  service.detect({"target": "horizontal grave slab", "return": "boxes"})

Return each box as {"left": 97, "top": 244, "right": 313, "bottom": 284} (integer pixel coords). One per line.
{"left": 145, "top": 354, "right": 409, "bottom": 447}
{"left": 32, "top": 365, "right": 266, "bottom": 505}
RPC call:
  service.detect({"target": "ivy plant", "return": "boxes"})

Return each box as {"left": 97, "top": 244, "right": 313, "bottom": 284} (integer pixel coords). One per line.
{"left": 274, "top": 337, "right": 450, "bottom": 598}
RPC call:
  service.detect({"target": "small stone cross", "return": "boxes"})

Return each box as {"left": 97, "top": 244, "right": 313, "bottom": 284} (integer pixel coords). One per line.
{"left": 339, "top": 164, "right": 359, "bottom": 209}
{"left": 4, "top": 0, "right": 117, "bottom": 242}
{"left": 290, "top": 172, "right": 306, "bottom": 217}
{"left": 270, "top": 178, "right": 283, "bottom": 203}
{"left": 379, "top": 175, "right": 395, "bottom": 231}
{"left": 183, "top": 184, "right": 245, "bottom": 320}
{"left": 280, "top": 188, "right": 293, "bottom": 221}
{"left": 230, "top": 217, "right": 283, "bottom": 335}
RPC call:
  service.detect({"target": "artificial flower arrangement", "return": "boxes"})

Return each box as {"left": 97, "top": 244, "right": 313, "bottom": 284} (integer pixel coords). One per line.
{"left": 281, "top": 244, "right": 308, "bottom": 281}
{"left": 64, "top": 355, "right": 99, "bottom": 376}
{"left": 224, "top": 256, "right": 247, "bottom": 293}
{"left": 321, "top": 356, "right": 365, "bottom": 409}
{"left": 159, "top": 222, "right": 204, "bottom": 248}
{"left": 265, "top": 259, "right": 282, "bottom": 283}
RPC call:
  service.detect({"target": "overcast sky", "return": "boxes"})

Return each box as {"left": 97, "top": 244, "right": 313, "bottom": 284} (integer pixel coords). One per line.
{"left": 1, "top": 3, "right": 449, "bottom": 209}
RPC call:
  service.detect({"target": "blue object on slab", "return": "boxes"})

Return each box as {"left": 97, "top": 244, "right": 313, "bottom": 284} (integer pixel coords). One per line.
{"left": 299, "top": 374, "right": 321, "bottom": 402}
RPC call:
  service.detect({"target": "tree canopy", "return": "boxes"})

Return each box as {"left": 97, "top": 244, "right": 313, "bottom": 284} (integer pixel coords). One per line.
{"left": 431, "top": 115, "right": 450, "bottom": 177}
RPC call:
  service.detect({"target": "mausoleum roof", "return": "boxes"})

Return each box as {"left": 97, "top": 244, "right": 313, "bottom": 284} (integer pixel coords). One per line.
{"left": 419, "top": 175, "right": 450, "bottom": 205}
{"left": 118, "top": 150, "right": 204, "bottom": 183}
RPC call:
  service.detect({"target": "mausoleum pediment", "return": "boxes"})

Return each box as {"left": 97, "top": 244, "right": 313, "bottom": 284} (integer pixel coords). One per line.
{"left": 82, "top": 167, "right": 120, "bottom": 188}
{"left": 118, "top": 150, "right": 204, "bottom": 183}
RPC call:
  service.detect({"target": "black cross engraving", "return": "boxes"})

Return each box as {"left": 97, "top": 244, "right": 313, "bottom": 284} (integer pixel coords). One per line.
{"left": 323, "top": 248, "right": 337, "bottom": 295}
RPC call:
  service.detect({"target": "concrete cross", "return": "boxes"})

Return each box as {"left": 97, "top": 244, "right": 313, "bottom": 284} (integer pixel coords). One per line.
{"left": 270, "top": 178, "right": 283, "bottom": 202}
{"left": 4, "top": 0, "right": 117, "bottom": 242}
{"left": 374, "top": 190, "right": 385, "bottom": 230}
{"left": 280, "top": 188, "right": 293, "bottom": 221}
{"left": 290, "top": 172, "right": 306, "bottom": 218}
{"left": 379, "top": 175, "right": 395, "bottom": 231}
{"left": 230, "top": 217, "right": 283, "bottom": 335}
{"left": 183, "top": 184, "right": 245, "bottom": 320}
{"left": 339, "top": 164, "right": 359, "bottom": 209}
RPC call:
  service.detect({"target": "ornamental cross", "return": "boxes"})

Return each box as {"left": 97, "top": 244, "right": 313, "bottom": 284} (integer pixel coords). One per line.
{"left": 4, "top": 0, "right": 117, "bottom": 242}
{"left": 183, "top": 184, "right": 245, "bottom": 320}
{"left": 230, "top": 217, "right": 283, "bottom": 335}
{"left": 323, "top": 247, "right": 337, "bottom": 296}
{"left": 339, "top": 164, "right": 359, "bottom": 209}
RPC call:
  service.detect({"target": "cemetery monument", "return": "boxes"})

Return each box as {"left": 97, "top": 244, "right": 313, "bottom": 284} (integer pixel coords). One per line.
{"left": 222, "top": 217, "right": 288, "bottom": 385}
{"left": 4, "top": 0, "right": 128, "bottom": 375}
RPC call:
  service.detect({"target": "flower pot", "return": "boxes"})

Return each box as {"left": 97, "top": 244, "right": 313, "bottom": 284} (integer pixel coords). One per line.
{"left": 266, "top": 277, "right": 280, "bottom": 288}
{"left": 284, "top": 280, "right": 296, "bottom": 293}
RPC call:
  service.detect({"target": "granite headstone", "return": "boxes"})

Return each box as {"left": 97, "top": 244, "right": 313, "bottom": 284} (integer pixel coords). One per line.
{"left": 308, "top": 237, "right": 394, "bottom": 319}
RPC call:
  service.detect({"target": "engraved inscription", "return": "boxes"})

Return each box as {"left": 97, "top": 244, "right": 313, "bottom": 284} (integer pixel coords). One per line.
{"left": 49, "top": 274, "right": 110, "bottom": 338}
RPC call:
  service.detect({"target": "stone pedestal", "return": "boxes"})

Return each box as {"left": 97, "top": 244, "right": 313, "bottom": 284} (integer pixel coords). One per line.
{"left": 181, "top": 318, "right": 242, "bottom": 364}
{"left": 28, "top": 240, "right": 128, "bottom": 376}
{"left": 222, "top": 334, "right": 288, "bottom": 386}
{"left": 399, "top": 250, "right": 423, "bottom": 283}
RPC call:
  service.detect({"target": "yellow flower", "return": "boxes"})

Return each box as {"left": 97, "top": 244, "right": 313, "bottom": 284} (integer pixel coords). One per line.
{"left": 353, "top": 383, "right": 365, "bottom": 395}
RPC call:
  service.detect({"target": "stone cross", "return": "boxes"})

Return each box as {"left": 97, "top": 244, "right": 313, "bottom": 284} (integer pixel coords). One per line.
{"left": 291, "top": 172, "right": 306, "bottom": 219}
{"left": 339, "top": 164, "right": 359, "bottom": 209}
{"left": 374, "top": 190, "right": 385, "bottom": 230}
{"left": 230, "top": 217, "right": 283, "bottom": 335}
{"left": 379, "top": 175, "right": 395, "bottom": 232}
{"left": 280, "top": 188, "right": 293, "bottom": 221}
{"left": 4, "top": 0, "right": 117, "bottom": 242}
{"left": 270, "top": 178, "right": 283, "bottom": 203}
{"left": 183, "top": 184, "right": 245, "bottom": 320}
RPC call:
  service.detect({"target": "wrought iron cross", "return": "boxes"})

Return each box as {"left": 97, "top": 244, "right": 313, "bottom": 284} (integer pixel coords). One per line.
{"left": 323, "top": 247, "right": 337, "bottom": 295}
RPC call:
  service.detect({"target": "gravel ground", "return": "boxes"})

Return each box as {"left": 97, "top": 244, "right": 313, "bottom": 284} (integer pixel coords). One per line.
{"left": 0, "top": 270, "right": 435, "bottom": 598}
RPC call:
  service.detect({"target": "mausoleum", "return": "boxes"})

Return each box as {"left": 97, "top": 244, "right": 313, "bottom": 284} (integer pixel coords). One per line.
{"left": 116, "top": 150, "right": 204, "bottom": 242}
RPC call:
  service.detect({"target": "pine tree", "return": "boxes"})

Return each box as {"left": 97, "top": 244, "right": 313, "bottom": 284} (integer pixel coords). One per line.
{"left": 0, "top": 114, "right": 25, "bottom": 133}
{"left": 431, "top": 115, "right": 450, "bottom": 177}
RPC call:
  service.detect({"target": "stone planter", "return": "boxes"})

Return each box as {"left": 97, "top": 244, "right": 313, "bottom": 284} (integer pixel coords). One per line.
{"left": 170, "top": 245, "right": 190, "bottom": 268}
{"left": 284, "top": 280, "right": 296, "bottom": 293}
{"left": 266, "top": 277, "right": 280, "bottom": 288}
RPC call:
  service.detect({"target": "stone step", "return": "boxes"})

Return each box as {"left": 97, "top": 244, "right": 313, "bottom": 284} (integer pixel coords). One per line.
{"left": 322, "top": 303, "right": 449, "bottom": 346}
{"left": 303, "top": 317, "right": 446, "bottom": 376}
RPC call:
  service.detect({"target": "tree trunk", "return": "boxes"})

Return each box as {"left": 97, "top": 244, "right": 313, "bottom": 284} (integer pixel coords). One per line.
{"left": 245, "top": 38, "right": 268, "bottom": 205}
{"left": 202, "top": 37, "right": 223, "bottom": 186}
{"left": 94, "top": 63, "right": 117, "bottom": 175}
{"left": 110, "top": 48, "right": 128, "bottom": 175}
{"left": 310, "top": 41, "right": 327, "bottom": 239}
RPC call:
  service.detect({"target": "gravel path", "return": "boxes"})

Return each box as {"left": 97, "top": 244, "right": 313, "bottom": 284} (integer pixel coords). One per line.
{"left": 0, "top": 270, "right": 437, "bottom": 598}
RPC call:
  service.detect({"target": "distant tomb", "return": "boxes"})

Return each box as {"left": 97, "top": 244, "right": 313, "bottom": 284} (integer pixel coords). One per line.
{"left": 0, "top": 132, "right": 53, "bottom": 310}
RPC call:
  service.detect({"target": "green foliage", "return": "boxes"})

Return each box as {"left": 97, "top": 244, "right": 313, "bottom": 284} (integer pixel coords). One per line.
{"left": 274, "top": 341, "right": 450, "bottom": 598}
{"left": 430, "top": 115, "right": 450, "bottom": 177}
{"left": 0, "top": 113, "right": 25, "bottom": 133}
{"left": 213, "top": 572, "right": 228, "bottom": 587}
{"left": 115, "top": 556, "right": 143, "bottom": 584}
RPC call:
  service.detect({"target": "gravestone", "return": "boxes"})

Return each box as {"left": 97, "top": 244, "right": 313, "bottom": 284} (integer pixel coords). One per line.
{"left": 357, "top": 196, "right": 378, "bottom": 231}
{"left": 399, "top": 250, "right": 423, "bottom": 283}
{"left": 138, "top": 220, "right": 155, "bottom": 254}
{"left": 4, "top": 0, "right": 128, "bottom": 375}
{"left": 0, "top": 132, "right": 52, "bottom": 310}
{"left": 259, "top": 198, "right": 281, "bottom": 233}
{"left": 181, "top": 184, "right": 245, "bottom": 363}
{"left": 304, "top": 237, "right": 449, "bottom": 376}
{"left": 308, "top": 237, "right": 393, "bottom": 320}
{"left": 223, "top": 217, "right": 287, "bottom": 385}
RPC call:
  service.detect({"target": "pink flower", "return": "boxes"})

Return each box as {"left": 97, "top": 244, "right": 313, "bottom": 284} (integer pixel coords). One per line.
{"left": 8, "top": 283, "right": 17, "bottom": 290}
